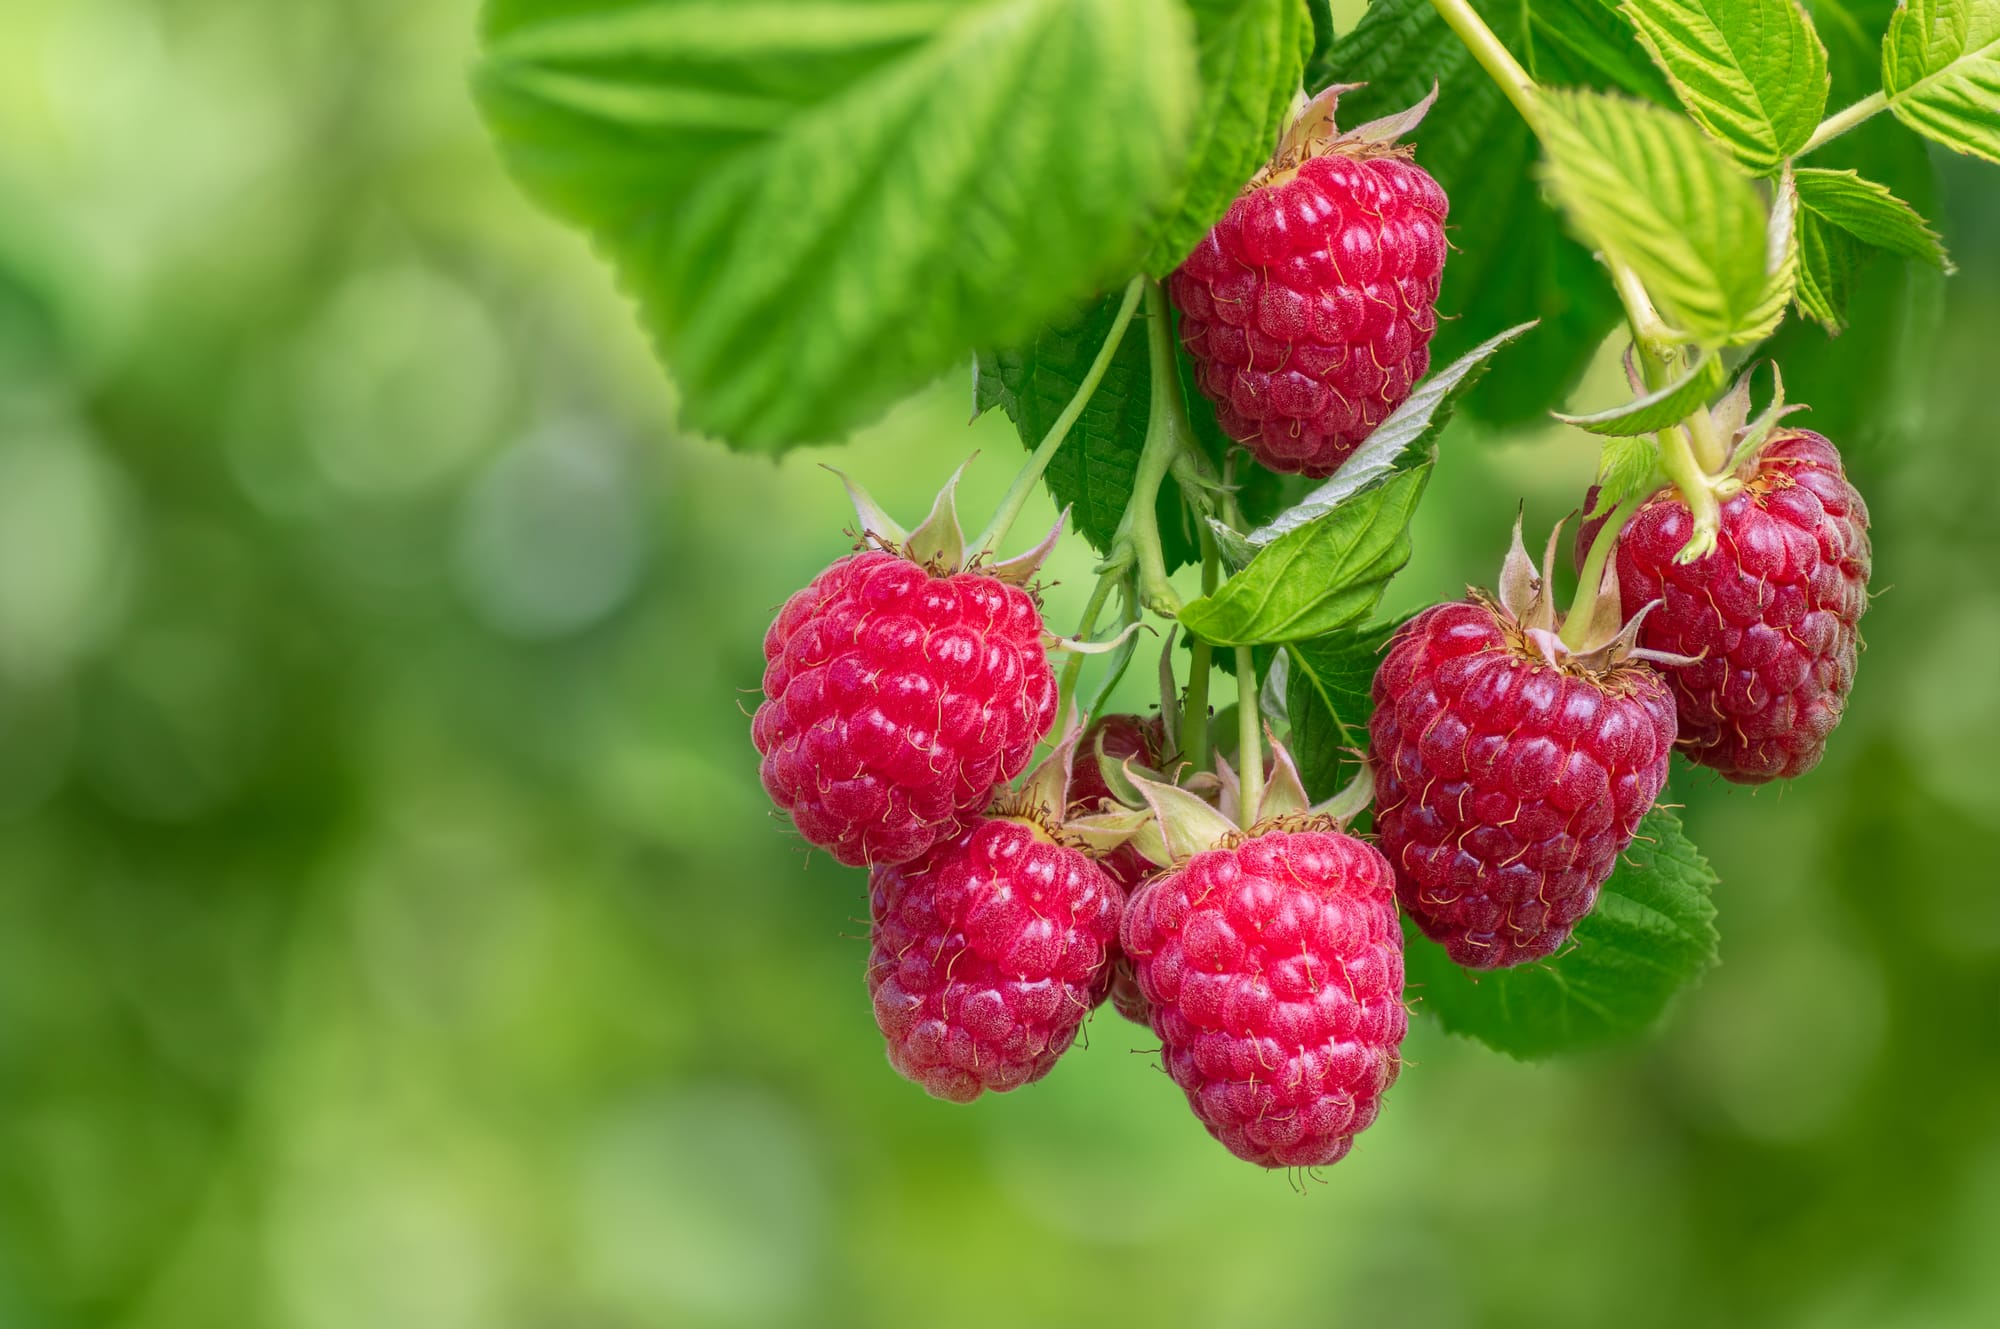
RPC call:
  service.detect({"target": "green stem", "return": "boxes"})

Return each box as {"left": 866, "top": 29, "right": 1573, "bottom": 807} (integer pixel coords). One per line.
{"left": 1425, "top": 0, "right": 1537, "bottom": 124}
{"left": 1612, "top": 264, "right": 1679, "bottom": 376}
{"left": 1657, "top": 423, "right": 1722, "bottom": 561}
{"left": 1559, "top": 493, "right": 1645, "bottom": 651}
{"left": 1800, "top": 90, "right": 1888, "bottom": 157}
{"left": 1115, "top": 280, "right": 1198, "bottom": 615}
{"left": 1056, "top": 567, "right": 1123, "bottom": 729}
{"left": 1235, "top": 646, "right": 1263, "bottom": 824}
{"left": 1684, "top": 402, "right": 1727, "bottom": 474}
{"left": 1180, "top": 529, "right": 1221, "bottom": 773}
{"left": 973, "top": 275, "right": 1145, "bottom": 557}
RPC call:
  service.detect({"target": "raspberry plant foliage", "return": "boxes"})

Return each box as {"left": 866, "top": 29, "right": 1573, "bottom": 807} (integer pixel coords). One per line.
{"left": 476, "top": 0, "right": 1999, "bottom": 1165}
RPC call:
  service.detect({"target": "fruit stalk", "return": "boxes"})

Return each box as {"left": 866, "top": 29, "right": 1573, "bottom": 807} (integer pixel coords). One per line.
{"left": 1235, "top": 645, "right": 1263, "bottom": 823}
{"left": 1180, "top": 528, "right": 1220, "bottom": 772}
{"left": 1559, "top": 492, "right": 1645, "bottom": 652}
{"left": 1057, "top": 566, "right": 1125, "bottom": 728}
{"left": 1425, "top": 0, "right": 1536, "bottom": 124}
{"left": 1656, "top": 422, "right": 1723, "bottom": 561}
{"left": 1114, "top": 280, "right": 1198, "bottom": 616}
{"left": 973, "top": 275, "right": 1145, "bottom": 556}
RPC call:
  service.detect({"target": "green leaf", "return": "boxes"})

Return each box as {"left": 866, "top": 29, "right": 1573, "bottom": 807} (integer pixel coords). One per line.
{"left": 974, "top": 292, "right": 1198, "bottom": 570}
{"left": 1794, "top": 166, "right": 1952, "bottom": 266}
{"left": 1882, "top": 0, "right": 2000, "bottom": 163}
{"left": 475, "top": 0, "right": 1196, "bottom": 450}
{"left": 1555, "top": 350, "right": 1727, "bottom": 434}
{"left": 1404, "top": 806, "right": 1721, "bottom": 1060}
{"left": 1145, "top": 1, "right": 1309, "bottom": 273}
{"left": 1314, "top": 2, "right": 1630, "bottom": 428}
{"left": 1620, "top": 0, "right": 1831, "bottom": 172}
{"left": 1286, "top": 619, "right": 1398, "bottom": 798}
{"left": 1304, "top": 0, "right": 1337, "bottom": 84}
{"left": 1795, "top": 202, "right": 1869, "bottom": 328}
{"left": 1590, "top": 433, "right": 1667, "bottom": 512}
{"left": 1536, "top": 88, "right": 1774, "bottom": 344}
{"left": 1178, "top": 465, "right": 1430, "bottom": 646}
{"left": 1245, "top": 321, "right": 1535, "bottom": 547}
{"left": 1524, "top": 0, "right": 1681, "bottom": 101}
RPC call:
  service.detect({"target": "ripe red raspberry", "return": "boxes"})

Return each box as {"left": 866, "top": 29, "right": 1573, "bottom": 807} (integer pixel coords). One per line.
{"left": 867, "top": 816, "right": 1121, "bottom": 1101}
{"left": 1072, "top": 713, "right": 1168, "bottom": 1027}
{"left": 1121, "top": 829, "right": 1405, "bottom": 1168}
{"left": 752, "top": 550, "right": 1057, "bottom": 868}
{"left": 1614, "top": 431, "right": 1870, "bottom": 783}
{"left": 1370, "top": 599, "right": 1677, "bottom": 969}
{"left": 1169, "top": 93, "right": 1447, "bottom": 478}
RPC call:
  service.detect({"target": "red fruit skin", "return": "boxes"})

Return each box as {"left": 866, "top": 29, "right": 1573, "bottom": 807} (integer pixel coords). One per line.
{"left": 752, "top": 551, "right": 1057, "bottom": 868}
{"left": 1121, "top": 830, "right": 1405, "bottom": 1169}
{"left": 868, "top": 818, "right": 1121, "bottom": 1102}
{"left": 1369, "top": 601, "right": 1677, "bottom": 969}
{"left": 1616, "top": 431, "right": 1870, "bottom": 783}
{"left": 1073, "top": 713, "right": 1166, "bottom": 1027}
{"left": 1169, "top": 152, "right": 1448, "bottom": 477}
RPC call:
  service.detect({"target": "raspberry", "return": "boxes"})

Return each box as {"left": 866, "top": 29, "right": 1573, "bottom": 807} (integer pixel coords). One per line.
{"left": 1170, "top": 147, "right": 1447, "bottom": 477}
{"left": 867, "top": 816, "right": 1121, "bottom": 1101}
{"left": 1073, "top": 713, "right": 1168, "bottom": 1027}
{"left": 1121, "top": 829, "right": 1405, "bottom": 1168}
{"left": 1614, "top": 431, "right": 1871, "bottom": 783}
{"left": 752, "top": 549, "right": 1057, "bottom": 868}
{"left": 1369, "top": 599, "right": 1677, "bottom": 968}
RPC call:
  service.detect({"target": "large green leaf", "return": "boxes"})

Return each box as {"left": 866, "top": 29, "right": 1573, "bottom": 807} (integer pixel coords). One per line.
{"left": 1178, "top": 465, "right": 1429, "bottom": 646}
{"left": 1404, "top": 806, "right": 1721, "bottom": 1060}
{"left": 1536, "top": 89, "right": 1774, "bottom": 344}
{"left": 1882, "top": 0, "right": 2000, "bottom": 164}
{"left": 1144, "top": 0, "right": 1309, "bottom": 274}
{"left": 973, "top": 292, "right": 1198, "bottom": 570}
{"left": 1310, "top": 2, "right": 1635, "bottom": 428}
{"left": 1286, "top": 618, "right": 1397, "bottom": 798}
{"left": 1621, "top": 0, "right": 1831, "bottom": 173}
{"left": 1794, "top": 167, "right": 1951, "bottom": 265}
{"left": 475, "top": 0, "right": 1196, "bottom": 450}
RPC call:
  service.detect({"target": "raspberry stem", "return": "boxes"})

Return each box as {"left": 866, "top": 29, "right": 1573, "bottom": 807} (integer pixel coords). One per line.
{"left": 1180, "top": 527, "right": 1221, "bottom": 773}
{"left": 1235, "top": 645, "right": 1263, "bottom": 823}
{"left": 1424, "top": 0, "right": 1537, "bottom": 124}
{"left": 1559, "top": 492, "right": 1645, "bottom": 652}
{"left": 1115, "top": 280, "right": 1207, "bottom": 616}
{"left": 1056, "top": 567, "right": 1126, "bottom": 729}
{"left": 1657, "top": 423, "right": 1722, "bottom": 562}
{"left": 972, "top": 275, "right": 1145, "bottom": 559}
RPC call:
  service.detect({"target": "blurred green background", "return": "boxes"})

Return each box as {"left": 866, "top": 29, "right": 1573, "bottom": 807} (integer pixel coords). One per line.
{"left": 2, "top": 2, "right": 1997, "bottom": 1326}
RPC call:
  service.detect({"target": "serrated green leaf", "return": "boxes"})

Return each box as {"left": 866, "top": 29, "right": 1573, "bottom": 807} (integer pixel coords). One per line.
{"left": 1524, "top": 0, "right": 1681, "bottom": 103}
{"left": 1179, "top": 465, "right": 1429, "bottom": 647}
{"left": 1882, "top": 0, "right": 2000, "bottom": 164}
{"left": 1795, "top": 205, "right": 1865, "bottom": 327}
{"left": 1621, "top": 0, "right": 1831, "bottom": 173}
{"left": 1536, "top": 89, "right": 1773, "bottom": 345}
{"left": 1404, "top": 805, "right": 1721, "bottom": 1060}
{"left": 474, "top": 0, "right": 1196, "bottom": 450}
{"left": 1555, "top": 350, "right": 1726, "bottom": 434}
{"left": 1286, "top": 619, "right": 1398, "bottom": 798}
{"left": 1591, "top": 433, "right": 1667, "bottom": 511}
{"left": 974, "top": 293, "right": 1199, "bottom": 570}
{"left": 1144, "top": 0, "right": 1308, "bottom": 274}
{"left": 1246, "top": 322, "right": 1535, "bottom": 546}
{"left": 1794, "top": 167, "right": 1952, "bottom": 266}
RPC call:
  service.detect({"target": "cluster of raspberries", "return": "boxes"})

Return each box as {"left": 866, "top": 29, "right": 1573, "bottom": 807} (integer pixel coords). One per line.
{"left": 748, "top": 92, "right": 1872, "bottom": 1172}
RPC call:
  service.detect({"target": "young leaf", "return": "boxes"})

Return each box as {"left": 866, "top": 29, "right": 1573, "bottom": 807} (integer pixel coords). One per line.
{"left": 1882, "top": 0, "right": 2000, "bottom": 164}
{"left": 1404, "top": 805, "right": 1721, "bottom": 1060}
{"left": 1144, "top": 0, "right": 1310, "bottom": 274}
{"left": 1590, "top": 434, "right": 1667, "bottom": 514}
{"left": 975, "top": 294, "right": 1198, "bottom": 569}
{"left": 1536, "top": 89, "right": 1773, "bottom": 345}
{"left": 1178, "top": 466, "right": 1430, "bottom": 646}
{"left": 1286, "top": 619, "right": 1399, "bottom": 798}
{"left": 475, "top": 0, "right": 1196, "bottom": 451}
{"left": 1554, "top": 350, "right": 1727, "bottom": 435}
{"left": 1620, "top": 0, "right": 1831, "bottom": 173}
{"left": 1245, "top": 321, "right": 1536, "bottom": 547}
{"left": 1316, "top": 1, "right": 1629, "bottom": 427}
{"left": 1795, "top": 207, "right": 1865, "bottom": 329}
{"left": 1794, "top": 167, "right": 1952, "bottom": 267}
